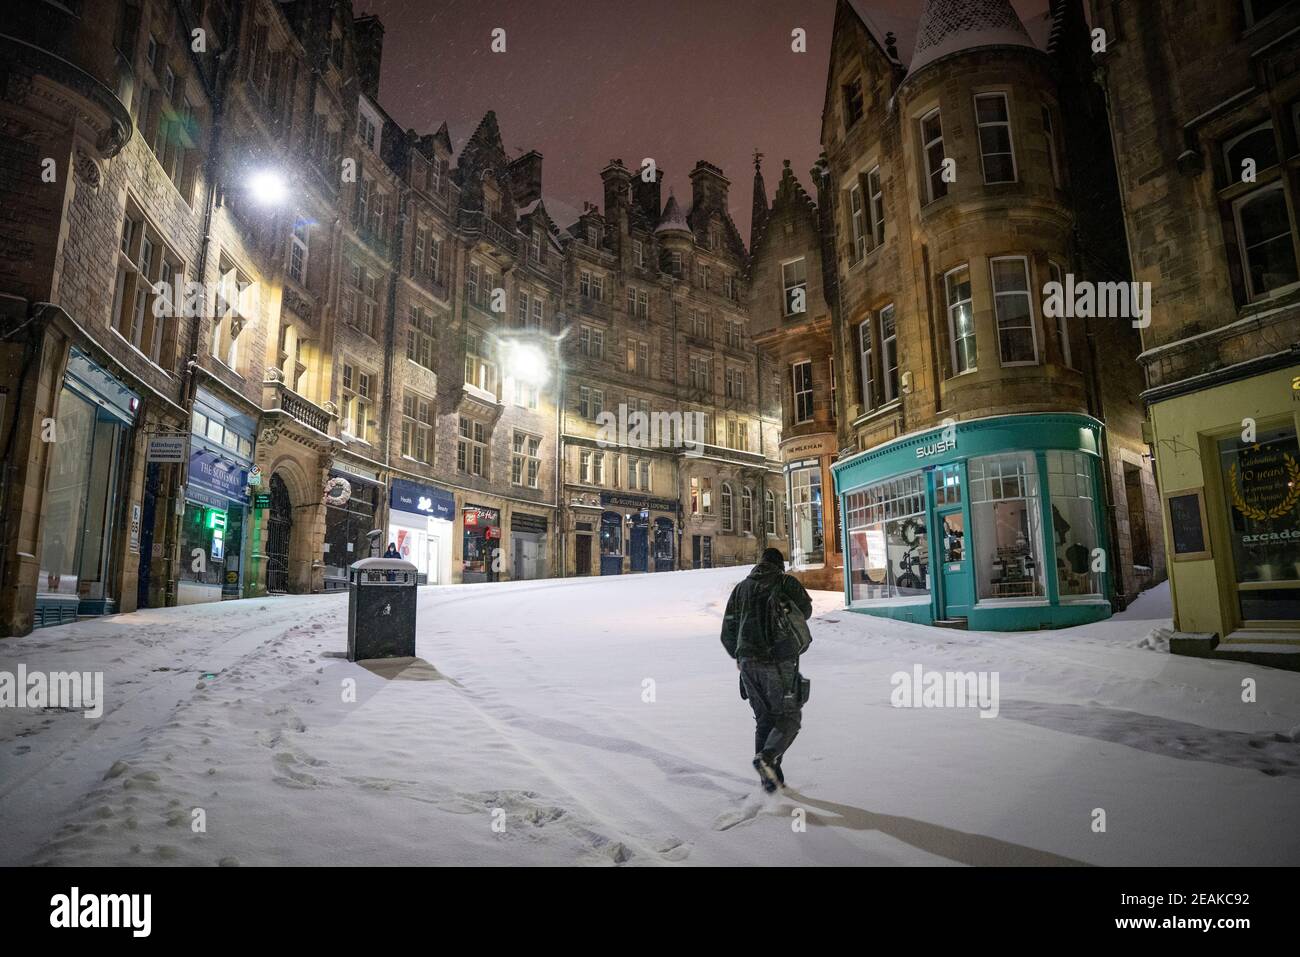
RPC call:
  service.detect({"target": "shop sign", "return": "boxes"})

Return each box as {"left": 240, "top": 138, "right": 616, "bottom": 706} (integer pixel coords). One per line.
{"left": 247, "top": 465, "right": 262, "bottom": 488}
{"left": 188, "top": 448, "right": 248, "bottom": 503}
{"left": 601, "top": 493, "right": 677, "bottom": 513}
{"left": 253, "top": 492, "right": 272, "bottom": 510}
{"left": 391, "top": 478, "right": 455, "bottom": 521}
{"left": 146, "top": 433, "right": 189, "bottom": 463}
{"left": 485, "top": 527, "right": 501, "bottom": 540}
{"left": 916, "top": 438, "right": 957, "bottom": 460}
{"left": 464, "top": 506, "right": 500, "bottom": 527}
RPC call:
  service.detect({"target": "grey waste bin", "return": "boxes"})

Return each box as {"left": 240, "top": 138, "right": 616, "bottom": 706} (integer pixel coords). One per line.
{"left": 347, "top": 558, "right": 418, "bottom": 661}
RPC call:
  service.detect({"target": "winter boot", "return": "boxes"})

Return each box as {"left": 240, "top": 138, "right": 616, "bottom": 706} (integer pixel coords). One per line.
{"left": 773, "top": 757, "right": 785, "bottom": 787}
{"left": 752, "top": 753, "right": 780, "bottom": 793}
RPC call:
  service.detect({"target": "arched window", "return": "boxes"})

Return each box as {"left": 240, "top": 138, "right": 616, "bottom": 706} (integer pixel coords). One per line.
{"left": 741, "top": 487, "right": 754, "bottom": 533}
{"left": 721, "top": 482, "right": 733, "bottom": 532}
{"left": 765, "top": 490, "right": 776, "bottom": 536}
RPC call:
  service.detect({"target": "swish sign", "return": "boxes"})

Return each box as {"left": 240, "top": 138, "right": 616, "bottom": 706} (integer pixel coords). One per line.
{"left": 915, "top": 419, "right": 959, "bottom": 460}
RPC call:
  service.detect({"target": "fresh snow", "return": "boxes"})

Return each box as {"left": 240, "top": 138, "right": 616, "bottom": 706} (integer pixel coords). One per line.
{"left": 1, "top": 568, "right": 1297, "bottom": 867}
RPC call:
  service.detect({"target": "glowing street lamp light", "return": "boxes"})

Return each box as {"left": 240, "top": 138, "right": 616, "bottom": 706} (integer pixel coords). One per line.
{"left": 506, "top": 341, "right": 550, "bottom": 386}
{"left": 247, "top": 169, "right": 289, "bottom": 206}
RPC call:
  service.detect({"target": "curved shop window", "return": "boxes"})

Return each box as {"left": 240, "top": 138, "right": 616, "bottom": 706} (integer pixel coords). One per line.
{"left": 845, "top": 472, "right": 930, "bottom": 603}
{"left": 1046, "top": 450, "right": 1102, "bottom": 599}
{"left": 969, "top": 453, "right": 1045, "bottom": 601}
{"left": 788, "top": 465, "right": 825, "bottom": 567}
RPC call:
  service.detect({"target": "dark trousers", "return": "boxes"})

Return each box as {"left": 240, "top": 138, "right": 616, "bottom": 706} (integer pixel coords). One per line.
{"left": 739, "top": 658, "right": 801, "bottom": 763}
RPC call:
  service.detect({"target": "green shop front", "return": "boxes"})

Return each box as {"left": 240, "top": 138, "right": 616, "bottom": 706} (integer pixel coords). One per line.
{"left": 831, "top": 413, "right": 1112, "bottom": 630}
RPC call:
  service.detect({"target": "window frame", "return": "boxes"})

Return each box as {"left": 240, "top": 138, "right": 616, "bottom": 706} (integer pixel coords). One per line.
{"left": 974, "top": 92, "right": 1017, "bottom": 185}
{"left": 989, "top": 254, "right": 1039, "bottom": 366}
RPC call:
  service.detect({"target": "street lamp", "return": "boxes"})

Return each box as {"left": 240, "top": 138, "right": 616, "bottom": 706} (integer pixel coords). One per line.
{"left": 504, "top": 340, "right": 550, "bottom": 386}
{"left": 247, "top": 168, "right": 289, "bottom": 206}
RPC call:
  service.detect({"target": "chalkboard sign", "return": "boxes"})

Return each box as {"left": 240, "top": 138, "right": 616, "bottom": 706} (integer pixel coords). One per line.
{"left": 1166, "top": 488, "right": 1210, "bottom": 561}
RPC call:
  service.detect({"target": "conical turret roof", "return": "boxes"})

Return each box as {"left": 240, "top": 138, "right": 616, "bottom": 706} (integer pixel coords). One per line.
{"left": 906, "top": 0, "right": 1035, "bottom": 80}
{"left": 654, "top": 193, "right": 691, "bottom": 236}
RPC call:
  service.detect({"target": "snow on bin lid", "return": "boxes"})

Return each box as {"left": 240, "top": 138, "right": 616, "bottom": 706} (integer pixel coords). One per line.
{"left": 350, "top": 558, "right": 418, "bottom": 572}
{"left": 905, "top": 0, "right": 1036, "bottom": 82}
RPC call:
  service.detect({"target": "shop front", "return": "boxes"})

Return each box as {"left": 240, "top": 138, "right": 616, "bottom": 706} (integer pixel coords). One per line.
{"left": 36, "top": 348, "right": 140, "bottom": 625}
{"left": 177, "top": 390, "right": 255, "bottom": 604}
{"left": 1149, "top": 363, "right": 1300, "bottom": 640}
{"left": 323, "top": 463, "right": 383, "bottom": 590}
{"left": 600, "top": 493, "right": 678, "bottom": 573}
{"left": 509, "top": 511, "right": 549, "bottom": 580}
{"left": 462, "top": 504, "right": 501, "bottom": 583}
{"left": 388, "top": 477, "right": 455, "bottom": 585}
{"left": 785, "top": 457, "right": 826, "bottom": 572}
{"left": 832, "top": 413, "right": 1113, "bottom": 630}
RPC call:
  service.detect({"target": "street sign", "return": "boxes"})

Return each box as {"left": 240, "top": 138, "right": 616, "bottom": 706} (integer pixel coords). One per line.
{"left": 146, "top": 433, "right": 190, "bottom": 463}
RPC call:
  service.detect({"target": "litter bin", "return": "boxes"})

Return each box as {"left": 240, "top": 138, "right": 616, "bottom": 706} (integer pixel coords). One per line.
{"left": 347, "top": 558, "right": 418, "bottom": 661}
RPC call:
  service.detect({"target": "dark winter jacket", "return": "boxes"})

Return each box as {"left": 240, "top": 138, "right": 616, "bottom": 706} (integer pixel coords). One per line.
{"left": 719, "top": 561, "right": 813, "bottom": 662}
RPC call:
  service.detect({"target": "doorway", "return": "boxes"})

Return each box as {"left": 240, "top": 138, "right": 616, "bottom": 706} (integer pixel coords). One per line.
{"left": 266, "top": 473, "right": 292, "bottom": 594}
{"left": 575, "top": 533, "right": 592, "bottom": 576}
{"left": 630, "top": 515, "right": 649, "bottom": 573}
{"left": 937, "top": 507, "right": 972, "bottom": 619}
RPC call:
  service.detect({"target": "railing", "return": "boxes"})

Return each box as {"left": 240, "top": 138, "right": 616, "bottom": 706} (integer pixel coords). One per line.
{"left": 279, "top": 387, "right": 333, "bottom": 434}
{"left": 458, "top": 208, "right": 519, "bottom": 257}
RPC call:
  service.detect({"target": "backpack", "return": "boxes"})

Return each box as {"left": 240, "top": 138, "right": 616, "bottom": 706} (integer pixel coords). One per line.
{"left": 764, "top": 576, "right": 812, "bottom": 659}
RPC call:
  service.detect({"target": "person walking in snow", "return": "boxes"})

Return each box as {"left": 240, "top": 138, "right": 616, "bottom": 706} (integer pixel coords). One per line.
{"left": 720, "top": 546, "right": 813, "bottom": 792}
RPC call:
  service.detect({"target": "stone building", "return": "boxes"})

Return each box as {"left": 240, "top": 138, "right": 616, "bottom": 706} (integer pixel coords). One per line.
{"left": 556, "top": 159, "right": 784, "bottom": 576}
{"left": 810, "top": 0, "right": 1162, "bottom": 629}
{"left": 0, "top": 0, "right": 785, "bottom": 635}
{"left": 747, "top": 156, "right": 843, "bottom": 590}
{"left": 1092, "top": 0, "right": 1300, "bottom": 653}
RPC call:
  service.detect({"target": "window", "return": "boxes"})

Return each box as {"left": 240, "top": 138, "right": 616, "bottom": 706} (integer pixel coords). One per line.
{"left": 789, "top": 466, "right": 824, "bottom": 566}
{"left": 726, "top": 418, "right": 748, "bottom": 451}
{"left": 288, "top": 221, "right": 309, "bottom": 285}
{"left": 792, "top": 360, "right": 814, "bottom": 423}
{"left": 401, "top": 392, "right": 433, "bottom": 463}
{"left": 868, "top": 166, "right": 885, "bottom": 247}
{"left": 464, "top": 334, "right": 499, "bottom": 395}
{"left": 1042, "top": 105, "right": 1061, "bottom": 188}
{"left": 586, "top": 224, "right": 603, "bottom": 248}
{"left": 578, "top": 325, "right": 604, "bottom": 360}
{"left": 278, "top": 322, "right": 307, "bottom": 393}
{"left": 407, "top": 305, "right": 435, "bottom": 371}
{"left": 1046, "top": 451, "right": 1101, "bottom": 599}
{"left": 969, "top": 453, "right": 1045, "bottom": 600}
{"left": 689, "top": 354, "right": 711, "bottom": 391}
{"left": 1217, "top": 425, "right": 1300, "bottom": 622}
{"left": 340, "top": 363, "right": 373, "bottom": 442}
{"left": 579, "top": 270, "right": 604, "bottom": 301}
{"left": 782, "top": 258, "right": 807, "bottom": 316}
{"left": 990, "top": 256, "right": 1037, "bottom": 364}
{"left": 725, "top": 366, "right": 745, "bottom": 400}
{"left": 345, "top": 261, "right": 378, "bottom": 337}
{"left": 975, "top": 93, "right": 1016, "bottom": 184}
{"left": 212, "top": 258, "right": 253, "bottom": 371}
{"left": 530, "top": 230, "right": 543, "bottom": 264}
{"left": 879, "top": 304, "right": 899, "bottom": 402}
{"left": 726, "top": 319, "right": 744, "bottom": 348}
{"left": 845, "top": 473, "right": 929, "bottom": 602}
{"left": 721, "top": 482, "right": 734, "bottom": 531}
{"left": 690, "top": 476, "right": 713, "bottom": 515}
{"left": 513, "top": 376, "right": 539, "bottom": 409}
{"left": 112, "top": 209, "right": 179, "bottom": 368}
{"left": 858, "top": 319, "right": 874, "bottom": 411}
{"left": 1233, "top": 181, "right": 1299, "bottom": 298}
{"left": 697, "top": 264, "right": 711, "bottom": 290}
{"left": 357, "top": 110, "right": 377, "bottom": 152}
{"left": 627, "top": 338, "right": 649, "bottom": 376}
{"left": 842, "top": 77, "right": 864, "bottom": 127}
{"left": 512, "top": 432, "right": 541, "bottom": 488}
{"left": 849, "top": 182, "right": 866, "bottom": 261}
{"left": 626, "top": 286, "right": 648, "bottom": 320}
{"left": 1047, "top": 261, "right": 1073, "bottom": 368}
{"left": 457, "top": 416, "right": 487, "bottom": 476}
{"left": 670, "top": 251, "right": 683, "bottom": 276}
{"left": 690, "top": 309, "right": 710, "bottom": 340}
{"left": 580, "top": 449, "right": 605, "bottom": 485}
{"left": 578, "top": 385, "right": 604, "bottom": 419}
{"left": 765, "top": 490, "right": 776, "bottom": 536}
{"left": 741, "top": 487, "right": 754, "bottom": 533}
{"left": 466, "top": 262, "right": 480, "bottom": 305}
{"left": 921, "top": 108, "right": 948, "bottom": 202}
{"left": 723, "top": 274, "right": 737, "bottom": 300}
{"left": 945, "top": 264, "right": 976, "bottom": 374}
{"left": 632, "top": 239, "right": 644, "bottom": 268}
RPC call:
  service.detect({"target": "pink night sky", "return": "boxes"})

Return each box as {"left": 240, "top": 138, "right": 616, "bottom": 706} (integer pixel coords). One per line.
{"left": 353, "top": 0, "right": 1052, "bottom": 238}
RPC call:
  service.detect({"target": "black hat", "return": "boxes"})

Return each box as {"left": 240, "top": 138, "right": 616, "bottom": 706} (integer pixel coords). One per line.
{"left": 761, "top": 547, "right": 786, "bottom": 568}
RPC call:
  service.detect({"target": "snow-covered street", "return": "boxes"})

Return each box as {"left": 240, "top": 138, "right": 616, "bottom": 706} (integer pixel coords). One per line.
{"left": 2, "top": 568, "right": 1298, "bottom": 867}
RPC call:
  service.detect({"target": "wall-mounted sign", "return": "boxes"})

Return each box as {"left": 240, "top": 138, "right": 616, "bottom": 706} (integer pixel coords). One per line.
{"left": 253, "top": 492, "right": 272, "bottom": 510}
{"left": 916, "top": 438, "right": 957, "bottom": 460}
{"left": 146, "top": 433, "right": 189, "bottom": 463}
{"left": 1165, "top": 488, "right": 1210, "bottom": 562}
{"left": 188, "top": 448, "right": 248, "bottom": 504}
{"left": 391, "top": 478, "right": 455, "bottom": 521}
